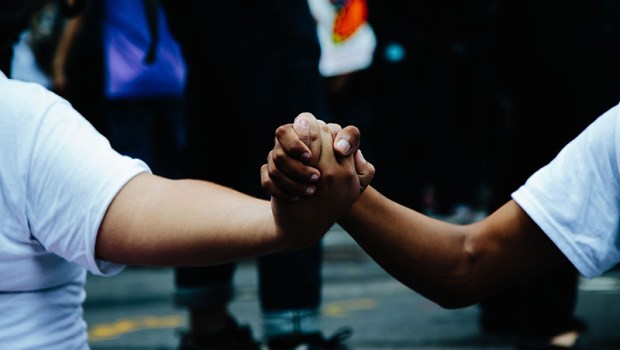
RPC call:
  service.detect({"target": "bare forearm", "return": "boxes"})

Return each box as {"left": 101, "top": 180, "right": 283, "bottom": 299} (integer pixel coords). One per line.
{"left": 338, "top": 187, "right": 566, "bottom": 308}
{"left": 339, "top": 186, "right": 478, "bottom": 307}
{"left": 96, "top": 173, "right": 283, "bottom": 266}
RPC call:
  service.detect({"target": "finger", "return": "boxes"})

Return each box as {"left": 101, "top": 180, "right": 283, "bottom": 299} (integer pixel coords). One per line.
{"left": 261, "top": 169, "right": 306, "bottom": 202}
{"left": 354, "top": 149, "right": 375, "bottom": 192}
{"left": 261, "top": 164, "right": 294, "bottom": 200}
{"left": 319, "top": 122, "right": 361, "bottom": 195}
{"left": 261, "top": 154, "right": 316, "bottom": 200}
{"left": 293, "top": 113, "right": 321, "bottom": 166}
{"left": 333, "top": 125, "right": 360, "bottom": 157}
{"left": 327, "top": 123, "right": 343, "bottom": 139}
{"left": 274, "top": 123, "right": 312, "bottom": 163}
{"left": 317, "top": 120, "right": 337, "bottom": 166}
{"left": 271, "top": 139, "right": 320, "bottom": 184}
{"left": 292, "top": 114, "right": 310, "bottom": 148}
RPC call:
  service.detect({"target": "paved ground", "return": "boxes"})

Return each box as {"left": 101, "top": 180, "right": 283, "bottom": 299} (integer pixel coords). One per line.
{"left": 84, "top": 225, "right": 620, "bottom": 350}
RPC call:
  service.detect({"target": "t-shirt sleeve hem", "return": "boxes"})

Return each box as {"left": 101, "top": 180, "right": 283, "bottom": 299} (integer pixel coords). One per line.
{"left": 87, "top": 160, "right": 151, "bottom": 276}
{"left": 512, "top": 189, "right": 600, "bottom": 279}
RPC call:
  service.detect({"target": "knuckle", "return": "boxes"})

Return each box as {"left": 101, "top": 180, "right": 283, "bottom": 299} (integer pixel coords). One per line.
{"left": 275, "top": 124, "right": 290, "bottom": 138}
{"left": 271, "top": 148, "right": 286, "bottom": 166}
{"left": 267, "top": 165, "right": 280, "bottom": 180}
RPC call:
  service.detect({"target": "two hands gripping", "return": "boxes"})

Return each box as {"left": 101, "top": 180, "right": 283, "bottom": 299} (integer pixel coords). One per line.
{"left": 261, "top": 112, "right": 375, "bottom": 249}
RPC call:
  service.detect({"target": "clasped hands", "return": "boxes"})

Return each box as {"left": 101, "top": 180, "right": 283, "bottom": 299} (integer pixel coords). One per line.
{"left": 261, "top": 112, "right": 374, "bottom": 249}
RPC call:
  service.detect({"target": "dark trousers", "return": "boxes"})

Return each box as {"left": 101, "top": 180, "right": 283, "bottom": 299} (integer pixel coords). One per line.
{"left": 162, "top": 0, "right": 328, "bottom": 313}
{"left": 106, "top": 97, "right": 187, "bottom": 180}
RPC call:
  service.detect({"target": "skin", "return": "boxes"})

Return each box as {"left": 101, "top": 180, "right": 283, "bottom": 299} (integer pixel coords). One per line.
{"left": 51, "top": 13, "right": 82, "bottom": 93}
{"left": 96, "top": 113, "right": 370, "bottom": 267}
{"left": 261, "top": 117, "right": 569, "bottom": 309}
{"left": 0, "top": 0, "right": 566, "bottom": 312}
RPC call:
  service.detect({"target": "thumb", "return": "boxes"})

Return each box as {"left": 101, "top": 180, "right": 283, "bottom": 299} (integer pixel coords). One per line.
{"left": 354, "top": 150, "right": 375, "bottom": 192}
{"left": 333, "top": 125, "right": 360, "bottom": 157}
{"left": 293, "top": 112, "right": 322, "bottom": 167}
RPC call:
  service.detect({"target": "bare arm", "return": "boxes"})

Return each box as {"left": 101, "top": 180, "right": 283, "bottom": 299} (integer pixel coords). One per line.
{"left": 96, "top": 173, "right": 283, "bottom": 266}
{"left": 339, "top": 187, "right": 567, "bottom": 308}
{"left": 96, "top": 113, "right": 364, "bottom": 267}
{"left": 262, "top": 121, "right": 568, "bottom": 309}
{"left": 263, "top": 113, "right": 368, "bottom": 248}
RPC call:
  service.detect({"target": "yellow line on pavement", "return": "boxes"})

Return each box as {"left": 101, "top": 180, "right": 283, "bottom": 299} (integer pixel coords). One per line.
{"left": 88, "top": 315, "right": 184, "bottom": 342}
{"left": 322, "top": 298, "right": 377, "bottom": 317}
{"left": 89, "top": 299, "right": 377, "bottom": 341}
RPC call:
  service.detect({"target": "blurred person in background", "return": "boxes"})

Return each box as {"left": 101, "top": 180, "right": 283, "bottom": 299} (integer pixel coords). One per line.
{"left": 265, "top": 92, "right": 620, "bottom": 350}
{"left": 53, "top": 0, "right": 188, "bottom": 180}
{"left": 50, "top": 0, "right": 106, "bottom": 133}
{"left": 479, "top": 1, "right": 620, "bottom": 349}
{"left": 359, "top": 0, "right": 620, "bottom": 348}
{"left": 0, "top": 1, "right": 371, "bottom": 348}
{"left": 9, "top": 0, "right": 62, "bottom": 88}
{"left": 308, "top": 0, "right": 377, "bottom": 157}
{"left": 162, "top": 1, "right": 354, "bottom": 349}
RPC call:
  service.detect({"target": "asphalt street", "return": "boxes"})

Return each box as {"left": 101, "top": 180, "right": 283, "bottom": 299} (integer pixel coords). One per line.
{"left": 84, "top": 225, "right": 620, "bottom": 350}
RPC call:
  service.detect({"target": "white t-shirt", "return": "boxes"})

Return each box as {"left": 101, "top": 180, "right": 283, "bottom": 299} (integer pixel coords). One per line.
{"left": 512, "top": 102, "right": 620, "bottom": 279}
{"left": 0, "top": 72, "right": 150, "bottom": 349}
{"left": 307, "top": 0, "right": 376, "bottom": 77}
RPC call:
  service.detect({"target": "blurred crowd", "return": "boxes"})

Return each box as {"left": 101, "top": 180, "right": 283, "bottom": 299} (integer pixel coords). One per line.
{"left": 9, "top": 1, "right": 620, "bottom": 350}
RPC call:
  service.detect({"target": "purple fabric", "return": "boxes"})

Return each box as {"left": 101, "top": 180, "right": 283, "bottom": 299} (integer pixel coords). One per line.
{"left": 103, "top": 0, "right": 186, "bottom": 99}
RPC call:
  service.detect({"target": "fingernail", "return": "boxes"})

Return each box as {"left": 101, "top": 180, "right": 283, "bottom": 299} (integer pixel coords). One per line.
{"left": 298, "top": 118, "right": 309, "bottom": 129}
{"left": 358, "top": 149, "right": 367, "bottom": 163}
{"left": 301, "top": 152, "right": 310, "bottom": 161}
{"left": 309, "top": 173, "right": 318, "bottom": 182}
{"left": 305, "top": 186, "right": 315, "bottom": 196}
{"left": 336, "top": 139, "right": 351, "bottom": 153}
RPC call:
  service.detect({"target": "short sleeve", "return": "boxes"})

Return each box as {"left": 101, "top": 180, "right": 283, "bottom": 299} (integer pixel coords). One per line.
{"left": 26, "top": 99, "right": 151, "bottom": 276}
{"left": 512, "top": 104, "right": 620, "bottom": 278}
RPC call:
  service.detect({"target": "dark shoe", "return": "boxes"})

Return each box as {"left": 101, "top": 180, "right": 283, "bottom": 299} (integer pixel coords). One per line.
{"left": 517, "top": 337, "right": 581, "bottom": 350}
{"left": 267, "top": 327, "right": 353, "bottom": 350}
{"left": 177, "top": 319, "right": 261, "bottom": 350}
